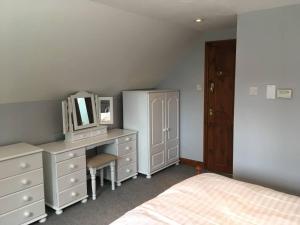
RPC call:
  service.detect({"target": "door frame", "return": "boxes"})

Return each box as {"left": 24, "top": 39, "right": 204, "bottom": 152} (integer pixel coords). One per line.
{"left": 203, "top": 39, "right": 236, "bottom": 172}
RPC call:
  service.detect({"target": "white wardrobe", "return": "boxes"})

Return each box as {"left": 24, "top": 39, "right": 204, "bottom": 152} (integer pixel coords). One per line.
{"left": 123, "top": 90, "right": 179, "bottom": 178}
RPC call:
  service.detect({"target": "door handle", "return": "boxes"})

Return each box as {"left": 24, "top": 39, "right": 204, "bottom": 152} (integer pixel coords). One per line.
{"left": 210, "top": 82, "right": 214, "bottom": 93}
{"left": 209, "top": 108, "right": 214, "bottom": 116}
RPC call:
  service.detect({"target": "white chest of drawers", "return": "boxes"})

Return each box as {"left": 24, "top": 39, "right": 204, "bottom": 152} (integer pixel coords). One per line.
{"left": 102, "top": 134, "right": 138, "bottom": 186}
{"left": 0, "top": 143, "right": 47, "bottom": 225}
{"left": 42, "top": 148, "right": 88, "bottom": 215}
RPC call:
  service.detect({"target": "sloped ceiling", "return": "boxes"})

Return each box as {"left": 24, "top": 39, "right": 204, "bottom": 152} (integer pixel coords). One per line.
{"left": 0, "top": 0, "right": 200, "bottom": 104}
{"left": 96, "top": 0, "right": 300, "bottom": 31}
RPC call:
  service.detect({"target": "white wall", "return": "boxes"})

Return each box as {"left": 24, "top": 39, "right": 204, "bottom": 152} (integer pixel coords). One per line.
{"left": 234, "top": 5, "right": 300, "bottom": 195}
{"left": 0, "top": 0, "right": 200, "bottom": 104}
{"left": 157, "top": 28, "right": 236, "bottom": 161}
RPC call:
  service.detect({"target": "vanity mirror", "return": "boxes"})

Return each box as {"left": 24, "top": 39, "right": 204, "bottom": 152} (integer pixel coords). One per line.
{"left": 62, "top": 91, "right": 114, "bottom": 142}
{"left": 99, "top": 97, "right": 114, "bottom": 125}
{"left": 71, "top": 92, "right": 97, "bottom": 130}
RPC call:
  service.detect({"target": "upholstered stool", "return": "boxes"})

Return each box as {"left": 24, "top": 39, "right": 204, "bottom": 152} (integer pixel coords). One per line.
{"left": 87, "top": 153, "right": 117, "bottom": 200}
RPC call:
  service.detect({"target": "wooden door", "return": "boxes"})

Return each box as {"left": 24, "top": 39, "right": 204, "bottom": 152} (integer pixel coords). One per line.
{"left": 149, "top": 92, "right": 165, "bottom": 171}
{"left": 165, "top": 92, "right": 179, "bottom": 165}
{"left": 204, "top": 40, "right": 236, "bottom": 174}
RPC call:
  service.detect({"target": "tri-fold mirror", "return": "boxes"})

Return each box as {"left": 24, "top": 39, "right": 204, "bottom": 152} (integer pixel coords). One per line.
{"left": 62, "top": 91, "right": 114, "bottom": 140}
{"left": 99, "top": 97, "right": 114, "bottom": 125}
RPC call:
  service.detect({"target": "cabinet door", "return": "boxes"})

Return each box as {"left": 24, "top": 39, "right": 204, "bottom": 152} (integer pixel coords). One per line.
{"left": 165, "top": 92, "right": 179, "bottom": 164}
{"left": 149, "top": 92, "right": 165, "bottom": 171}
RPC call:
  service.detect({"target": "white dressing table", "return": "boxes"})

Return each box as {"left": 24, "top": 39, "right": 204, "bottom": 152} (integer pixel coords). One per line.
{"left": 39, "top": 129, "right": 137, "bottom": 215}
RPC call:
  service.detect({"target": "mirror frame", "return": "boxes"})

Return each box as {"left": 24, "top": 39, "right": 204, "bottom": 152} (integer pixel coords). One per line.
{"left": 99, "top": 97, "right": 114, "bottom": 125}
{"left": 71, "top": 91, "right": 97, "bottom": 130}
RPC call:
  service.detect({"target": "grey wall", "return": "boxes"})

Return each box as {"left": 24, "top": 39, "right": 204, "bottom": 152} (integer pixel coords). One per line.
{"left": 157, "top": 28, "right": 236, "bottom": 161}
{"left": 0, "top": 0, "right": 199, "bottom": 104}
{"left": 0, "top": 95, "right": 123, "bottom": 146}
{"left": 234, "top": 5, "right": 300, "bottom": 195}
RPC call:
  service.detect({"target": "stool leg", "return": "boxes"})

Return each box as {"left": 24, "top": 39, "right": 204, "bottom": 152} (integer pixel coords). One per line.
{"left": 110, "top": 161, "right": 115, "bottom": 191}
{"left": 100, "top": 169, "right": 104, "bottom": 187}
{"left": 89, "top": 168, "right": 97, "bottom": 200}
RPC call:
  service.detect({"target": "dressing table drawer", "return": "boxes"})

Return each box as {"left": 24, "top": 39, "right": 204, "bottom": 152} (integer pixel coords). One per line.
{"left": 0, "top": 184, "right": 44, "bottom": 215}
{"left": 0, "top": 169, "right": 43, "bottom": 197}
{"left": 57, "top": 169, "right": 86, "bottom": 192}
{"left": 117, "top": 163, "right": 137, "bottom": 181}
{"left": 118, "top": 134, "right": 136, "bottom": 144}
{"left": 58, "top": 183, "right": 87, "bottom": 207}
{"left": 56, "top": 156, "right": 86, "bottom": 178}
{"left": 0, "top": 153, "right": 42, "bottom": 180}
{"left": 117, "top": 152, "right": 137, "bottom": 168}
{"left": 118, "top": 141, "right": 136, "bottom": 156}
{"left": 55, "top": 148, "right": 85, "bottom": 163}
{"left": 0, "top": 200, "right": 45, "bottom": 225}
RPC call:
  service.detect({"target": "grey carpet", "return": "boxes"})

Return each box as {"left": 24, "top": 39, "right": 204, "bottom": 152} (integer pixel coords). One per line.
{"left": 40, "top": 165, "right": 195, "bottom": 225}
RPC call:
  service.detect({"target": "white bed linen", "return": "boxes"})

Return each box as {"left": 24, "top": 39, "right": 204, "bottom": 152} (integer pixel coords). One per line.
{"left": 110, "top": 173, "right": 300, "bottom": 225}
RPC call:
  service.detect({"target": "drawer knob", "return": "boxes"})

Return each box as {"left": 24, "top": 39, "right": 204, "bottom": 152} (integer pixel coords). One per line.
{"left": 69, "top": 152, "right": 75, "bottom": 158}
{"left": 23, "top": 211, "right": 33, "bottom": 218}
{"left": 125, "top": 158, "right": 131, "bottom": 162}
{"left": 125, "top": 137, "right": 131, "bottom": 141}
{"left": 70, "top": 178, "right": 77, "bottom": 183}
{"left": 22, "top": 195, "right": 32, "bottom": 202}
{"left": 125, "top": 146, "right": 131, "bottom": 150}
{"left": 69, "top": 164, "right": 77, "bottom": 169}
{"left": 71, "top": 192, "right": 78, "bottom": 197}
{"left": 20, "top": 162, "right": 29, "bottom": 169}
{"left": 126, "top": 169, "right": 131, "bottom": 173}
{"left": 21, "top": 179, "right": 30, "bottom": 185}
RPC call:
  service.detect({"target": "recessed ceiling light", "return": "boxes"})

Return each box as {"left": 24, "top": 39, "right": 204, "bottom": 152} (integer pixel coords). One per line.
{"left": 195, "top": 18, "right": 203, "bottom": 23}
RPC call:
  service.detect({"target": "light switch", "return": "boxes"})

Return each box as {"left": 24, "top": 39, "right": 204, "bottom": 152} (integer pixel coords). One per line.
{"left": 266, "top": 85, "right": 276, "bottom": 99}
{"left": 249, "top": 86, "right": 258, "bottom": 96}
{"left": 196, "top": 84, "right": 202, "bottom": 91}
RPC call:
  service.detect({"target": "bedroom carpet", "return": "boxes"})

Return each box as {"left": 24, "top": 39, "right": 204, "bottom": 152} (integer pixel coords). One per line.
{"left": 40, "top": 164, "right": 195, "bottom": 225}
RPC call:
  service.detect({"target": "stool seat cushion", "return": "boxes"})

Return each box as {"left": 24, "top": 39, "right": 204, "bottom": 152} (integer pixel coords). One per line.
{"left": 87, "top": 153, "right": 117, "bottom": 168}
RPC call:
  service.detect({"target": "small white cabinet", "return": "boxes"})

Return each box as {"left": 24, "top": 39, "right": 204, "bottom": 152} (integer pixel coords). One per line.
{"left": 0, "top": 143, "right": 47, "bottom": 225}
{"left": 41, "top": 148, "right": 88, "bottom": 215}
{"left": 123, "top": 90, "right": 179, "bottom": 178}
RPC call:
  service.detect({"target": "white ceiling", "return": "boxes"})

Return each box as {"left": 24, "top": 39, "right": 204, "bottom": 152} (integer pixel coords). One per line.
{"left": 95, "top": 0, "right": 300, "bottom": 30}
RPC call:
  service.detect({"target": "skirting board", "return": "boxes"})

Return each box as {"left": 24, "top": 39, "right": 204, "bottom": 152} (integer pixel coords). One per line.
{"left": 179, "top": 158, "right": 204, "bottom": 174}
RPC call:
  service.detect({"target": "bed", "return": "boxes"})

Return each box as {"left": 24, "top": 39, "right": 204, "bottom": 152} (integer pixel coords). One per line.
{"left": 110, "top": 173, "right": 300, "bottom": 225}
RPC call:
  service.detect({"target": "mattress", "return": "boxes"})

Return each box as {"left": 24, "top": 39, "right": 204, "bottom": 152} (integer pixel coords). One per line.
{"left": 110, "top": 173, "right": 300, "bottom": 225}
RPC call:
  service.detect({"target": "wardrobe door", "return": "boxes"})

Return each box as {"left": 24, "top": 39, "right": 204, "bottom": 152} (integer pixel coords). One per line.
{"left": 165, "top": 92, "right": 179, "bottom": 165}
{"left": 149, "top": 92, "right": 165, "bottom": 172}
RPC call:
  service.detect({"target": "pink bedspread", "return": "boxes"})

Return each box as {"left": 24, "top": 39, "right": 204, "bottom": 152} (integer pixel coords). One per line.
{"left": 110, "top": 173, "right": 300, "bottom": 225}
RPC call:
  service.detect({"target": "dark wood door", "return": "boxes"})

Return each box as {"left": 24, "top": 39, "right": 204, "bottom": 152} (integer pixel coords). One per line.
{"left": 204, "top": 40, "right": 236, "bottom": 174}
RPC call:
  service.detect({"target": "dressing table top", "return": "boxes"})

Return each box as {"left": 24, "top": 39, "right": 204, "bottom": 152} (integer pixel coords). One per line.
{"left": 39, "top": 129, "right": 137, "bottom": 155}
{"left": 0, "top": 143, "right": 43, "bottom": 162}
